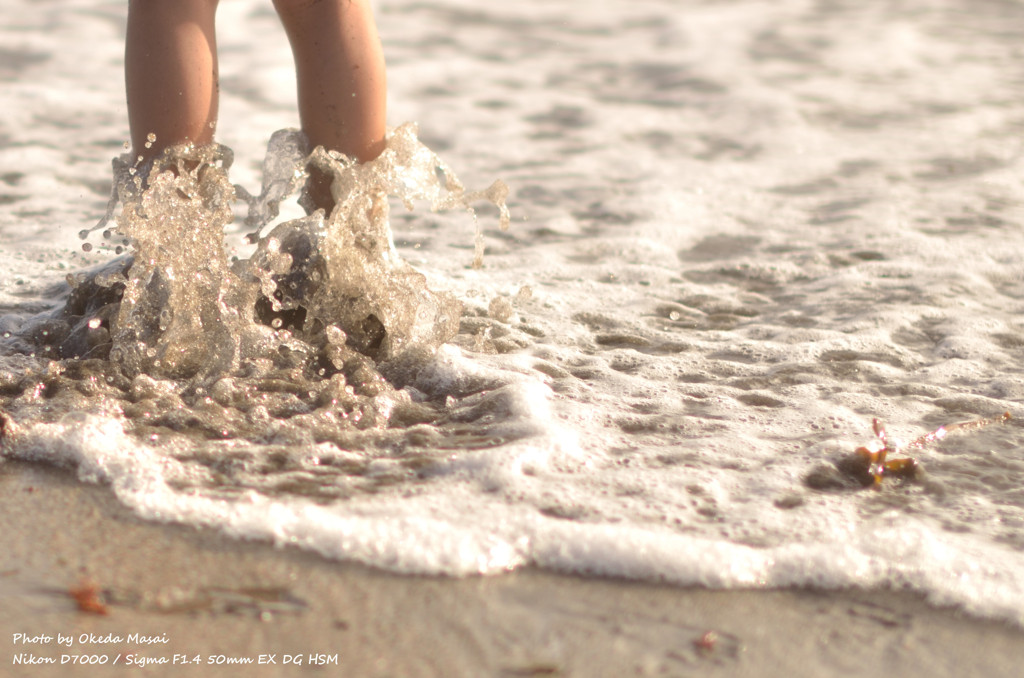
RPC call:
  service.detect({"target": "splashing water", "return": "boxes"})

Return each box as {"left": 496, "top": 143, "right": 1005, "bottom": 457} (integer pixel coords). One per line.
{"left": 0, "top": 124, "right": 516, "bottom": 482}
{"left": 102, "top": 123, "right": 508, "bottom": 377}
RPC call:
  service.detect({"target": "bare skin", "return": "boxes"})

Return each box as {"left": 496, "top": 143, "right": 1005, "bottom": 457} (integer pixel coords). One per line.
{"left": 125, "top": 0, "right": 220, "bottom": 159}
{"left": 274, "top": 0, "right": 387, "bottom": 209}
{"left": 274, "top": 0, "right": 387, "bottom": 163}
{"left": 125, "top": 0, "right": 387, "bottom": 207}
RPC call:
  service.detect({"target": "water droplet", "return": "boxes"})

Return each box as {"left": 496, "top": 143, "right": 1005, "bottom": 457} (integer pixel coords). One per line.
{"left": 78, "top": 229, "right": 90, "bottom": 240}
{"left": 271, "top": 318, "right": 283, "bottom": 329}
{"left": 669, "top": 311, "right": 681, "bottom": 321}
{"left": 102, "top": 229, "right": 114, "bottom": 240}
{"left": 81, "top": 243, "right": 92, "bottom": 252}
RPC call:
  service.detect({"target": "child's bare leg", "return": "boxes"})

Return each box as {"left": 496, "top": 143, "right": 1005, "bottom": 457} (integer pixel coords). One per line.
{"left": 273, "top": 0, "right": 387, "bottom": 210}
{"left": 274, "top": 0, "right": 387, "bottom": 161}
{"left": 125, "top": 0, "right": 221, "bottom": 164}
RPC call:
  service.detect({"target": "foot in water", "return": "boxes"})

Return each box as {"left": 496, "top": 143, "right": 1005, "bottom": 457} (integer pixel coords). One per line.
{"left": 252, "top": 223, "right": 323, "bottom": 333}
{"left": 29, "top": 256, "right": 131, "bottom": 361}
{"left": 251, "top": 217, "right": 389, "bottom": 358}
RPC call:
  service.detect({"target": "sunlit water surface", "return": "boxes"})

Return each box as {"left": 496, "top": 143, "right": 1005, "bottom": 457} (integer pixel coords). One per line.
{"left": 2, "top": 0, "right": 1024, "bottom": 626}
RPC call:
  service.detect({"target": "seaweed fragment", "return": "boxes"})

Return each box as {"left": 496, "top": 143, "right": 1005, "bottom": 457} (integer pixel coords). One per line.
{"left": 807, "top": 412, "right": 1012, "bottom": 490}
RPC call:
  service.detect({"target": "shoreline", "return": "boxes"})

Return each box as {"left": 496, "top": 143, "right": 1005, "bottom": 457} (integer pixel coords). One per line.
{"left": 2, "top": 459, "right": 1022, "bottom": 678}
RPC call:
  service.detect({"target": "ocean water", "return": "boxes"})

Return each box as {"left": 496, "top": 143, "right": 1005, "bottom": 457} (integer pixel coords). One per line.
{"left": 3, "top": 0, "right": 1024, "bottom": 627}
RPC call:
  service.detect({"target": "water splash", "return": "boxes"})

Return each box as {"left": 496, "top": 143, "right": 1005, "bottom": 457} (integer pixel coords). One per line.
{"left": 0, "top": 124, "right": 514, "bottom": 456}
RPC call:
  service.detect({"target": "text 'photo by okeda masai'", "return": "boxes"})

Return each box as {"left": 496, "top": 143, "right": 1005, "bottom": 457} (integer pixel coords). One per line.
{"left": 3, "top": 0, "right": 1024, "bottom": 675}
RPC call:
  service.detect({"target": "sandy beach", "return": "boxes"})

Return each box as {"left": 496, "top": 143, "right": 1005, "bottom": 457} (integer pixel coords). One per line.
{"left": 2, "top": 458, "right": 1022, "bottom": 678}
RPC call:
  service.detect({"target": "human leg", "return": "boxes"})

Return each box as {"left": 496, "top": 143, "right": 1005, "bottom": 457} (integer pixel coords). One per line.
{"left": 273, "top": 0, "right": 387, "bottom": 163}
{"left": 125, "top": 0, "right": 221, "bottom": 163}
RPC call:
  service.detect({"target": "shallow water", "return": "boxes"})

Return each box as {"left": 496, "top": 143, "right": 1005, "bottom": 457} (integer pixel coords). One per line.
{"left": 3, "top": 0, "right": 1024, "bottom": 626}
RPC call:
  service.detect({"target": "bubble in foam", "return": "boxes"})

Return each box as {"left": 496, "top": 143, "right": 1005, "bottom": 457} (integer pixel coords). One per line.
{"left": 488, "top": 296, "right": 514, "bottom": 322}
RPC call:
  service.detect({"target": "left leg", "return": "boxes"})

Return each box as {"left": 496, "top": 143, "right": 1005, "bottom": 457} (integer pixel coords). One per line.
{"left": 273, "top": 0, "right": 387, "bottom": 163}
{"left": 125, "top": 0, "right": 222, "bottom": 163}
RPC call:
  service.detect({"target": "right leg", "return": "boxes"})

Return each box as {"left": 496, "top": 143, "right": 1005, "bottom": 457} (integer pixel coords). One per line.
{"left": 125, "top": 0, "right": 221, "bottom": 164}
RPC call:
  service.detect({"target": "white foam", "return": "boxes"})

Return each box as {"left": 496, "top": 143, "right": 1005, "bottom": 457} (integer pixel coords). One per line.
{"left": 5, "top": 399, "right": 1024, "bottom": 628}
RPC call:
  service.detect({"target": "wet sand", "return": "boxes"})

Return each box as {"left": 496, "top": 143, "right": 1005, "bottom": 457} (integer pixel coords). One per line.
{"left": 1, "top": 459, "right": 1022, "bottom": 678}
